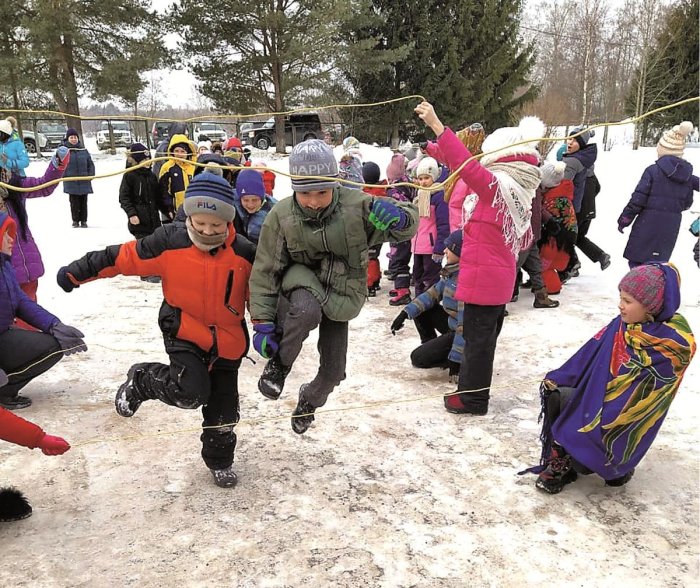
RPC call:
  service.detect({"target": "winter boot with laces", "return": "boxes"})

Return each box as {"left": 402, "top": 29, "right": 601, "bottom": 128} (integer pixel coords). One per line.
{"left": 209, "top": 466, "right": 238, "bottom": 488}
{"left": 389, "top": 288, "right": 411, "bottom": 306}
{"left": 533, "top": 287, "right": 560, "bottom": 309}
{"left": 291, "top": 385, "right": 316, "bottom": 434}
{"left": 258, "top": 355, "right": 291, "bottom": 400}
{"left": 115, "top": 364, "right": 148, "bottom": 417}
{"left": 535, "top": 444, "right": 578, "bottom": 494}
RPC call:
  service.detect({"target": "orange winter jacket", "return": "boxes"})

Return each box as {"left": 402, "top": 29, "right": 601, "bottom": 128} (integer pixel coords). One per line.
{"left": 62, "top": 223, "right": 256, "bottom": 360}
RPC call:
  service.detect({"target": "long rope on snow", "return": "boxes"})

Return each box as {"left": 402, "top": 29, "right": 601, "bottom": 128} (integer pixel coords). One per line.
{"left": 2, "top": 96, "right": 698, "bottom": 194}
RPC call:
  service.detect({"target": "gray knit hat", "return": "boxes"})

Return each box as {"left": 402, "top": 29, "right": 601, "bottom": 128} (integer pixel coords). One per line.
{"left": 289, "top": 139, "right": 339, "bottom": 192}
{"left": 182, "top": 172, "right": 236, "bottom": 222}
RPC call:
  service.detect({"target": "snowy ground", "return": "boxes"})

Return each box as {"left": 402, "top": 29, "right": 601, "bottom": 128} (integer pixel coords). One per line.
{"left": 1, "top": 136, "right": 699, "bottom": 587}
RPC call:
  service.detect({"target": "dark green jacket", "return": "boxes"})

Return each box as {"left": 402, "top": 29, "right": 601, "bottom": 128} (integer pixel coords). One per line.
{"left": 250, "top": 187, "right": 418, "bottom": 322}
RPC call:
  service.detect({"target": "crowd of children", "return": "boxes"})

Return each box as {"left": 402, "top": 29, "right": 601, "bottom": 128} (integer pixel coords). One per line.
{"left": 0, "top": 107, "right": 697, "bottom": 521}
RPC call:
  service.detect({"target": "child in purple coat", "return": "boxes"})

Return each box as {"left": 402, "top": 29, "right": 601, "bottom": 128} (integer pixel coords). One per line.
{"left": 618, "top": 121, "right": 699, "bottom": 268}
{"left": 0, "top": 212, "right": 86, "bottom": 409}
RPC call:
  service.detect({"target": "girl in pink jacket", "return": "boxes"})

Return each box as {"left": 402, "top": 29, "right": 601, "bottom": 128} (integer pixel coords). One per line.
{"left": 415, "top": 101, "right": 543, "bottom": 416}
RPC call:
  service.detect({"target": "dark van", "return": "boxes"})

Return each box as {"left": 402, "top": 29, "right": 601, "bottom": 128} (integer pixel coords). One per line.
{"left": 241, "top": 113, "right": 323, "bottom": 150}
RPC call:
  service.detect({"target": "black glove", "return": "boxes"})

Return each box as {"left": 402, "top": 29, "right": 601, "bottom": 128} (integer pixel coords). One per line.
{"left": 391, "top": 310, "right": 408, "bottom": 334}
{"left": 49, "top": 322, "right": 87, "bottom": 355}
{"left": 418, "top": 141, "right": 428, "bottom": 151}
{"left": 57, "top": 266, "right": 78, "bottom": 293}
{"left": 544, "top": 218, "right": 561, "bottom": 236}
{"left": 448, "top": 361, "right": 460, "bottom": 376}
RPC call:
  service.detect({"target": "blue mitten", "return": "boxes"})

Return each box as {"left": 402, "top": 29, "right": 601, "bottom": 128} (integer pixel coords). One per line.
{"left": 52, "top": 146, "right": 70, "bottom": 170}
{"left": 253, "top": 322, "right": 280, "bottom": 359}
{"left": 369, "top": 199, "right": 407, "bottom": 231}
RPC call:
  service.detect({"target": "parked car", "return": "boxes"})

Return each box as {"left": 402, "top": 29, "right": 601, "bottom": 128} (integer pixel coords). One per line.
{"left": 96, "top": 120, "right": 133, "bottom": 150}
{"left": 193, "top": 122, "right": 227, "bottom": 143}
{"left": 241, "top": 113, "right": 323, "bottom": 150}
{"left": 37, "top": 122, "right": 67, "bottom": 148}
{"left": 21, "top": 130, "right": 49, "bottom": 154}
{"left": 151, "top": 120, "right": 172, "bottom": 145}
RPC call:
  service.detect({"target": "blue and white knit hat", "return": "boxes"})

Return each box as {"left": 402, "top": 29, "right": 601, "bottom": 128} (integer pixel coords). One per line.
{"left": 183, "top": 172, "right": 236, "bottom": 222}
{"left": 289, "top": 139, "right": 339, "bottom": 192}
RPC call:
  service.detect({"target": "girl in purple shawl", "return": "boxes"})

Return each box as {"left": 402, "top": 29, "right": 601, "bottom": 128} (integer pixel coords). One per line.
{"left": 529, "top": 263, "right": 695, "bottom": 494}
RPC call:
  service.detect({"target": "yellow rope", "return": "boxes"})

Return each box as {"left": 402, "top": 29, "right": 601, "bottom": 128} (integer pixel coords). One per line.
{"left": 69, "top": 380, "right": 539, "bottom": 448}
{"left": 1, "top": 95, "right": 427, "bottom": 124}
{"left": 2, "top": 95, "right": 697, "bottom": 194}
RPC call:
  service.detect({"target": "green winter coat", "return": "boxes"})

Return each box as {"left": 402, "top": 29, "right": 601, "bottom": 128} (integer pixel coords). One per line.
{"left": 250, "top": 187, "right": 418, "bottom": 322}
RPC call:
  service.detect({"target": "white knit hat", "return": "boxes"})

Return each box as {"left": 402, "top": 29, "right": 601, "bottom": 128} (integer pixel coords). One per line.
{"left": 0, "top": 120, "right": 12, "bottom": 136}
{"left": 415, "top": 156, "right": 440, "bottom": 181}
{"left": 540, "top": 161, "right": 566, "bottom": 189}
{"left": 657, "top": 121, "right": 694, "bottom": 158}
{"left": 480, "top": 116, "right": 545, "bottom": 166}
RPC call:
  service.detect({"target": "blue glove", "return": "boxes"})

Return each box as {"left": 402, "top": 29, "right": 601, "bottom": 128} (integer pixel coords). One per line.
{"left": 49, "top": 322, "right": 87, "bottom": 355}
{"left": 556, "top": 144, "right": 567, "bottom": 161}
{"left": 253, "top": 322, "right": 280, "bottom": 359}
{"left": 52, "top": 146, "right": 70, "bottom": 169}
{"left": 369, "top": 199, "right": 407, "bottom": 231}
{"left": 57, "top": 266, "right": 79, "bottom": 292}
{"left": 617, "top": 215, "right": 632, "bottom": 233}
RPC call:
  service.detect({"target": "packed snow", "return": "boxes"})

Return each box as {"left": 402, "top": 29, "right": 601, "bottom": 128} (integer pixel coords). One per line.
{"left": 1, "top": 132, "right": 698, "bottom": 586}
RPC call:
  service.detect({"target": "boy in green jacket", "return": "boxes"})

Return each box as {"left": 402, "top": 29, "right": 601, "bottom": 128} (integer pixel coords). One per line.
{"left": 250, "top": 139, "right": 418, "bottom": 434}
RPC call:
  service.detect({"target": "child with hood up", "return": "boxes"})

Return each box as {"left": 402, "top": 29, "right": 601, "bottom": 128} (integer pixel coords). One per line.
{"left": 57, "top": 173, "right": 255, "bottom": 488}
{"left": 61, "top": 128, "right": 95, "bottom": 228}
{"left": 158, "top": 133, "right": 196, "bottom": 217}
{"left": 526, "top": 264, "right": 695, "bottom": 494}
{"left": 339, "top": 136, "right": 363, "bottom": 184}
{"left": 415, "top": 101, "right": 543, "bottom": 416}
{"left": 0, "top": 212, "right": 87, "bottom": 409}
{"left": 0, "top": 117, "right": 29, "bottom": 177}
{"left": 618, "top": 121, "right": 698, "bottom": 268}
{"left": 233, "top": 168, "right": 277, "bottom": 245}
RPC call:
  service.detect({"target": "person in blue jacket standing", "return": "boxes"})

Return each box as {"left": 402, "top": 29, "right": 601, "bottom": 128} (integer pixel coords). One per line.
{"left": 0, "top": 118, "right": 30, "bottom": 178}
{"left": 62, "top": 128, "right": 95, "bottom": 228}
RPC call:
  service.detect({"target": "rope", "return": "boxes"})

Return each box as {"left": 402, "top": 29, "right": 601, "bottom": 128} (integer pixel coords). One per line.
{"left": 1, "top": 95, "right": 697, "bottom": 194}
{"left": 69, "top": 380, "right": 538, "bottom": 448}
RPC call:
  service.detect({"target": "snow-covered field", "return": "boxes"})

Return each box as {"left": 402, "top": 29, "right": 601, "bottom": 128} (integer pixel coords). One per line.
{"left": 1, "top": 135, "right": 698, "bottom": 587}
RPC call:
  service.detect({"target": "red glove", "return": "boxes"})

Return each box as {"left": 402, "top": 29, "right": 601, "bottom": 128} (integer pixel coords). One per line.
{"left": 38, "top": 434, "right": 70, "bottom": 456}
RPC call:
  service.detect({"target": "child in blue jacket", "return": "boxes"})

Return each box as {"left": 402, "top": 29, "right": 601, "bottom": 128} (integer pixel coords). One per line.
{"left": 390, "top": 230, "right": 464, "bottom": 380}
{"left": 233, "top": 169, "right": 277, "bottom": 245}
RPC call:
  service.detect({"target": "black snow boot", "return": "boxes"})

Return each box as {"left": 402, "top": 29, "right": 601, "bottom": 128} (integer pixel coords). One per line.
{"left": 0, "top": 488, "right": 32, "bottom": 521}
{"left": 258, "top": 355, "right": 291, "bottom": 400}
{"left": 291, "top": 385, "right": 316, "bottom": 434}
{"left": 605, "top": 468, "right": 635, "bottom": 487}
{"left": 209, "top": 466, "right": 238, "bottom": 488}
{"left": 115, "top": 364, "right": 149, "bottom": 417}
{"left": 535, "top": 445, "right": 578, "bottom": 494}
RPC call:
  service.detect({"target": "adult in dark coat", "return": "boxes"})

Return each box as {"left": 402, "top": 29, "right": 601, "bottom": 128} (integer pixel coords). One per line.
{"left": 561, "top": 128, "right": 610, "bottom": 277}
{"left": 62, "top": 128, "right": 95, "bottom": 228}
{"left": 118, "top": 143, "right": 166, "bottom": 239}
{"left": 618, "top": 121, "right": 699, "bottom": 267}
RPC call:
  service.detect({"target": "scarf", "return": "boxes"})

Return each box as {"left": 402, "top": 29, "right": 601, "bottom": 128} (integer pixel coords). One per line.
{"left": 415, "top": 189, "right": 432, "bottom": 217}
{"left": 527, "top": 264, "right": 695, "bottom": 480}
{"left": 186, "top": 216, "right": 228, "bottom": 251}
{"left": 485, "top": 161, "right": 541, "bottom": 256}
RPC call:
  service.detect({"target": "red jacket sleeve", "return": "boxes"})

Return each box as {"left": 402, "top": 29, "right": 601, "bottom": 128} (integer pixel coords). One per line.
{"left": 0, "top": 407, "right": 45, "bottom": 448}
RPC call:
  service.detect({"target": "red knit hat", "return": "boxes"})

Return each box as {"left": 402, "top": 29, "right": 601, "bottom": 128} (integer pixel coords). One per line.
{"left": 618, "top": 265, "right": 666, "bottom": 316}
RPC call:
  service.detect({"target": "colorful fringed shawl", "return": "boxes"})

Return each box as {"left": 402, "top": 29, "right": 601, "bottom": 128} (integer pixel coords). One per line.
{"left": 533, "top": 264, "right": 695, "bottom": 480}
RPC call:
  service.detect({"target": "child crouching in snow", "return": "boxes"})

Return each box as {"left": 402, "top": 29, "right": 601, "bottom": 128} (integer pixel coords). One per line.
{"left": 57, "top": 173, "right": 255, "bottom": 488}
{"left": 527, "top": 263, "right": 695, "bottom": 494}
{"left": 390, "top": 230, "right": 464, "bottom": 381}
{"left": 0, "top": 212, "right": 87, "bottom": 410}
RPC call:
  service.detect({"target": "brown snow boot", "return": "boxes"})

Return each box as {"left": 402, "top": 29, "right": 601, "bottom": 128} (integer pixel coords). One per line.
{"left": 533, "top": 287, "right": 560, "bottom": 309}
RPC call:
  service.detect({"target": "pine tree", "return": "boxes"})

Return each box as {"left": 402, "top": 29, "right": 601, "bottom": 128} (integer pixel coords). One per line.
{"left": 19, "top": 0, "right": 167, "bottom": 135}
{"left": 343, "top": 0, "right": 536, "bottom": 143}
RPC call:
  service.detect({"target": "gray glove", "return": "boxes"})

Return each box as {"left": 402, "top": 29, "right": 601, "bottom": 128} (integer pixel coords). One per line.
{"left": 0, "top": 369, "right": 8, "bottom": 387}
{"left": 50, "top": 322, "right": 87, "bottom": 355}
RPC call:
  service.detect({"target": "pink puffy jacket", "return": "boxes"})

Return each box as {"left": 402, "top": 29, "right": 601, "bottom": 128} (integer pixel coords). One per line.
{"left": 436, "top": 128, "right": 538, "bottom": 305}
{"left": 424, "top": 141, "right": 473, "bottom": 232}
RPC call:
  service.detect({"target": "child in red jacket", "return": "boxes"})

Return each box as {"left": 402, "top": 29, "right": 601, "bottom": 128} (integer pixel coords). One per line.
{"left": 0, "top": 408, "right": 69, "bottom": 521}
{"left": 57, "top": 173, "right": 255, "bottom": 488}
